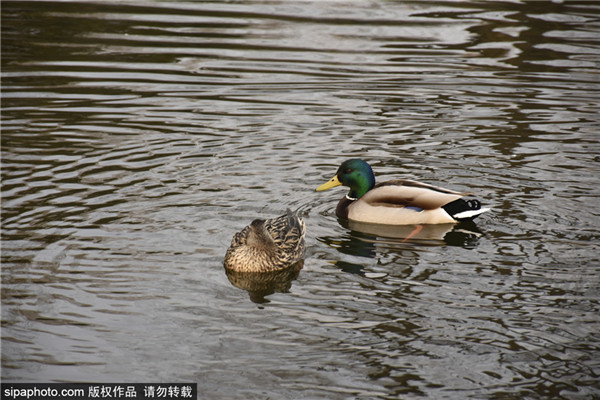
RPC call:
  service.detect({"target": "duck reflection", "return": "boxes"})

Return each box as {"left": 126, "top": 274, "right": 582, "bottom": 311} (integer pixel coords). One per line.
{"left": 319, "top": 219, "right": 484, "bottom": 270}
{"left": 225, "top": 261, "right": 303, "bottom": 303}
{"left": 344, "top": 219, "right": 483, "bottom": 247}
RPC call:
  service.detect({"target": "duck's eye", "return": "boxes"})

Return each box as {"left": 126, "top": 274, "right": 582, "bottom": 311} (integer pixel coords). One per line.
{"left": 344, "top": 168, "right": 353, "bottom": 174}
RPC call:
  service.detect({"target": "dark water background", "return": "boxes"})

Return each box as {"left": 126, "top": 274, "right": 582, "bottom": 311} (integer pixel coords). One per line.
{"left": 2, "top": 1, "right": 599, "bottom": 399}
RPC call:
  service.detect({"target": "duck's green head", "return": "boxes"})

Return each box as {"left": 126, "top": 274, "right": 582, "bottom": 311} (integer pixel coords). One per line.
{"left": 316, "top": 159, "right": 376, "bottom": 199}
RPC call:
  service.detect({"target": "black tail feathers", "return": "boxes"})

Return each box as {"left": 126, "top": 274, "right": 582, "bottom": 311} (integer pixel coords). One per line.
{"left": 442, "top": 198, "right": 486, "bottom": 221}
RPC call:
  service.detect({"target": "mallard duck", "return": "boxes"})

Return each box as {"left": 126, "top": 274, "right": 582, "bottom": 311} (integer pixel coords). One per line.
{"left": 316, "top": 159, "right": 489, "bottom": 225}
{"left": 224, "top": 211, "right": 306, "bottom": 273}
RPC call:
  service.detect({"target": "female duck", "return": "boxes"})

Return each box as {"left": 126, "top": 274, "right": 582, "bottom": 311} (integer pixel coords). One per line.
{"left": 316, "top": 159, "right": 489, "bottom": 225}
{"left": 224, "top": 211, "right": 306, "bottom": 273}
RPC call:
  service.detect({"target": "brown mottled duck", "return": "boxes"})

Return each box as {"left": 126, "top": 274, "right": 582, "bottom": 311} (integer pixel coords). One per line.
{"left": 224, "top": 211, "right": 306, "bottom": 273}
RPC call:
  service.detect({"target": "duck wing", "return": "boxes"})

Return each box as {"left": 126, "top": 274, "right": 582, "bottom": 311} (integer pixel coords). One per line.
{"left": 263, "top": 212, "right": 306, "bottom": 261}
{"left": 229, "top": 225, "right": 252, "bottom": 247}
{"left": 362, "top": 180, "right": 466, "bottom": 210}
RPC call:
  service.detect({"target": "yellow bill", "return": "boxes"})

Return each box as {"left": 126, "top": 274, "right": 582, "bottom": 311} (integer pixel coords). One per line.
{"left": 316, "top": 175, "right": 342, "bottom": 191}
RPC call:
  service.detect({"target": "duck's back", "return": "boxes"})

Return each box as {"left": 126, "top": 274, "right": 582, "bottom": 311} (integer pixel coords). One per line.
{"left": 346, "top": 180, "right": 466, "bottom": 225}
{"left": 264, "top": 212, "right": 306, "bottom": 264}
{"left": 364, "top": 180, "right": 465, "bottom": 209}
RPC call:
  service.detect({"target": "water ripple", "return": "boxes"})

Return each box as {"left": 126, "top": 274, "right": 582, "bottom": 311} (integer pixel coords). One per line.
{"left": 2, "top": 1, "right": 599, "bottom": 398}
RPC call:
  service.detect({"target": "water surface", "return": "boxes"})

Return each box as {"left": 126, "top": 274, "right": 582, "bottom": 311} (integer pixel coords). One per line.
{"left": 2, "top": 1, "right": 599, "bottom": 399}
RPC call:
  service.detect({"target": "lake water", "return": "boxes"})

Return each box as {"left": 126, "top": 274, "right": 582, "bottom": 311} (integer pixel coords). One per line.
{"left": 2, "top": 1, "right": 599, "bottom": 399}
